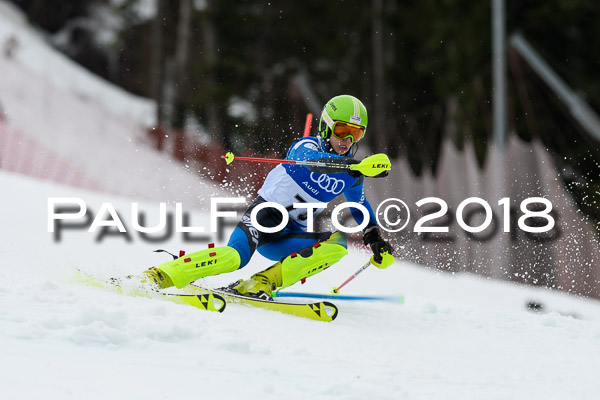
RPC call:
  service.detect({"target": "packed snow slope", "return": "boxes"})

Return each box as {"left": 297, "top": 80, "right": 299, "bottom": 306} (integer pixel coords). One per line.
{"left": 2, "top": 170, "right": 600, "bottom": 400}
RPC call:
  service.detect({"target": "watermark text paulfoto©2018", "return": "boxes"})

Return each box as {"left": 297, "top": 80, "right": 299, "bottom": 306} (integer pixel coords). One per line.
{"left": 47, "top": 196, "right": 558, "bottom": 242}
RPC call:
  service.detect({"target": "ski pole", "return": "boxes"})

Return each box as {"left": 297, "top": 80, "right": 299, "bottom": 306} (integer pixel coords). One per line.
{"left": 222, "top": 153, "right": 323, "bottom": 167}
{"left": 330, "top": 259, "right": 372, "bottom": 295}
{"left": 222, "top": 152, "right": 391, "bottom": 177}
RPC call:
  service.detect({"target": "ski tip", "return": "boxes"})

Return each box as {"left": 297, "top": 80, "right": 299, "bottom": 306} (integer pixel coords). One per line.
{"left": 323, "top": 301, "right": 338, "bottom": 321}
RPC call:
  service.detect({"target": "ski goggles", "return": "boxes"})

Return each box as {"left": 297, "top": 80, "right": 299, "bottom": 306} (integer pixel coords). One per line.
{"left": 332, "top": 122, "right": 365, "bottom": 143}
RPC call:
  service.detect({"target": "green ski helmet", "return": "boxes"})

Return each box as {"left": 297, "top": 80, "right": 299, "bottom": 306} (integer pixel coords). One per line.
{"left": 319, "top": 94, "right": 368, "bottom": 143}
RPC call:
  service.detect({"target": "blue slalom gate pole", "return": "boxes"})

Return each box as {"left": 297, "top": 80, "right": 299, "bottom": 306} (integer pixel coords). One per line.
{"left": 273, "top": 291, "right": 404, "bottom": 303}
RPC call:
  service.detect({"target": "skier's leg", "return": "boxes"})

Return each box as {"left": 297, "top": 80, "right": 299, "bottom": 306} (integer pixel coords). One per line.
{"left": 256, "top": 230, "right": 333, "bottom": 262}
{"left": 144, "top": 197, "right": 284, "bottom": 289}
{"left": 232, "top": 231, "right": 348, "bottom": 298}
{"left": 144, "top": 246, "right": 241, "bottom": 289}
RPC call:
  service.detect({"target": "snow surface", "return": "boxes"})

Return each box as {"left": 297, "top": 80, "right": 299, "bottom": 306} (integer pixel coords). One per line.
{"left": 2, "top": 170, "right": 600, "bottom": 400}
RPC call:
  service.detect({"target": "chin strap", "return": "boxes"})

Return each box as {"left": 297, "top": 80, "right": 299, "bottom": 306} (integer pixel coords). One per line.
{"left": 348, "top": 142, "right": 359, "bottom": 157}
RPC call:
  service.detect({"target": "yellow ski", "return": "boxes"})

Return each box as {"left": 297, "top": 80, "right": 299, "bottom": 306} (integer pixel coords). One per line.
{"left": 187, "top": 283, "right": 338, "bottom": 322}
{"left": 75, "top": 270, "right": 226, "bottom": 313}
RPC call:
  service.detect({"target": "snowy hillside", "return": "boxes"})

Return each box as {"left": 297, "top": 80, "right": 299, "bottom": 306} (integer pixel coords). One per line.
{"left": 0, "top": 0, "right": 228, "bottom": 204}
{"left": 2, "top": 170, "right": 600, "bottom": 400}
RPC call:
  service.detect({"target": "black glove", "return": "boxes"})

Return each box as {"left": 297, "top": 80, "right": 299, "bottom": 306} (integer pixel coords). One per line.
{"left": 363, "top": 226, "right": 394, "bottom": 264}
{"left": 346, "top": 158, "right": 362, "bottom": 177}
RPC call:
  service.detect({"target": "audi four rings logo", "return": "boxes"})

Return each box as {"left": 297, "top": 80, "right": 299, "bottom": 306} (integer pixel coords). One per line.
{"left": 310, "top": 172, "right": 345, "bottom": 194}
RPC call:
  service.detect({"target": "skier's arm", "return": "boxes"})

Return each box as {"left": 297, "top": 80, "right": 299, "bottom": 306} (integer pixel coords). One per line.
{"left": 287, "top": 139, "right": 332, "bottom": 161}
{"left": 286, "top": 139, "right": 389, "bottom": 177}
{"left": 306, "top": 156, "right": 389, "bottom": 178}
{"left": 286, "top": 139, "right": 361, "bottom": 175}
{"left": 345, "top": 182, "right": 395, "bottom": 268}
{"left": 305, "top": 157, "right": 362, "bottom": 177}
{"left": 343, "top": 178, "right": 377, "bottom": 229}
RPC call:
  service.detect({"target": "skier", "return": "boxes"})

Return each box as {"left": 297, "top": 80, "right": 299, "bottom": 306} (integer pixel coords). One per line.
{"left": 142, "top": 94, "right": 395, "bottom": 299}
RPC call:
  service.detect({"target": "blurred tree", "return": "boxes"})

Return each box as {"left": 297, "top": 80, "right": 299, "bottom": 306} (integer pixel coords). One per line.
{"left": 152, "top": 0, "right": 168, "bottom": 128}
{"left": 14, "top": 0, "right": 88, "bottom": 33}
{"left": 172, "top": 0, "right": 192, "bottom": 131}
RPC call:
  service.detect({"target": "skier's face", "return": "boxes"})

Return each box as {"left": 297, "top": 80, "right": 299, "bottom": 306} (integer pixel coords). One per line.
{"left": 329, "top": 135, "right": 353, "bottom": 155}
{"left": 329, "top": 121, "right": 363, "bottom": 155}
